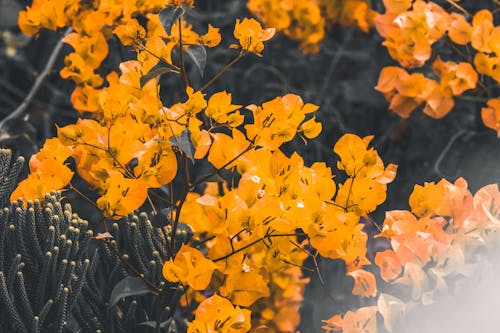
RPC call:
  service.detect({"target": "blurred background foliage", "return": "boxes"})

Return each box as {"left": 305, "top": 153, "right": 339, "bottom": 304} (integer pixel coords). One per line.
{"left": 1, "top": 0, "right": 500, "bottom": 331}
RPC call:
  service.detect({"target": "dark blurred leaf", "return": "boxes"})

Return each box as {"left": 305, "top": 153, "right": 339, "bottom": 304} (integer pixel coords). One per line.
{"left": 170, "top": 129, "right": 195, "bottom": 163}
{"left": 196, "top": 172, "right": 225, "bottom": 184}
{"left": 0, "top": 0, "right": 22, "bottom": 29}
{"left": 158, "top": 6, "right": 184, "bottom": 35}
{"left": 138, "top": 318, "right": 175, "bottom": 331}
{"left": 126, "top": 157, "right": 139, "bottom": 171}
{"left": 186, "top": 45, "right": 207, "bottom": 77}
{"left": 140, "top": 66, "right": 175, "bottom": 87}
{"left": 152, "top": 207, "right": 172, "bottom": 228}
{"left": 109, "top": 277, "right": 153, "bottom": 308}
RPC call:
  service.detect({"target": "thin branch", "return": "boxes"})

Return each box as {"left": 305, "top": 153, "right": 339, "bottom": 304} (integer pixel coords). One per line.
{"left": 68, "top": 183, "right": 98, "bottom": 209}
{"left": 178, "top": 17, "right": 189, "bottom": 89}
{"left": 325, "top": 200, "right": 349, "bottom": 210}
{"left": 200, "top": 51, "right": 244, "bottom": 92}
{"left": 104, "top": 239, "right": 160, "bottom": 293}
{"left": 193, "top": 142, "right": 254, "bottom": 185}
{"left": 289, "top": 240, "right": 325, "bottom": 284}
{"left": 213, "top": 232, "right": 306, "bottom": 262}
{"left": 140, "top": 44, "right": 180, "bottom": 72}
{"left": 146, "top": 195, "right": 157, "bottom": 215}
{"left": 0, "top": 27, "right": 72, "bottom": 130}
{"left": 444, "top": 37, "right": 470, "bottom": 63}
{"left": 170, "top": 153, "right": 191, "bottom": 256}
{"left": 194, "top": 235, "right": 216, "bottom": 246}
{"left": 446, "top": 0, "right": 471, "bottom": 17}
{"left": 148, "top": 189, "right": 174, "bottom": 207}
{"left": 366, "top": 214, "right": 393, "bottom": 248}
{"left": 317, "top": 46, "right": 344, "bottom": 106}
{"left": 434, "top": 129, "right": 468, "bottom": 178}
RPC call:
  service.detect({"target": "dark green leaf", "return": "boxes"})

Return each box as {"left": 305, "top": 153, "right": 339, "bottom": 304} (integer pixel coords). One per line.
{"left": 170, "top": 129, "right": 195, "bottom": 163}
{"left": 196, "top": 172, "right": 225, "bottom": 184}
{"left": 109, "top": 277, "right": 153, "bottom": 308}
{"left": 158, "top": 6, "right": 184, "bottom": 35}
{"left": 186, "top": 45, "right": 207, "bottom": 78}
{"left": 140, "top": 66, "right": 175, "bottom": 88}
{"left": 152, "top": 208, "right": 172, "bottom": 228}
{"left": 126, "top": 157, "right": 139, "bottom": 172}
{"left": 138, "top": 319, "right": 174, "bottom": 329}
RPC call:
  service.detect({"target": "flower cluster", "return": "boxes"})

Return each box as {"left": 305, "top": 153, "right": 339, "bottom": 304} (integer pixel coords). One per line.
{"left": 376, "top": 0, "right": 500, "bottom": 135}
{"left": 247, "top": 0, "right": 376, "bottom": 53}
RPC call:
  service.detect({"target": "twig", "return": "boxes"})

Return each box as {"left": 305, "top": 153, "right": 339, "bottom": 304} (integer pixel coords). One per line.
{"left": 139, "top": 43, "right": 180, "bottom": 72}
{"left": 170, "top": 153, "right": 191, "bottom": 256}
{"left": 104, "top": 239, "right": 160, "bottom": 293}
{"left": 288, "top": 239, "right": 342, "bottom": 308}
{"left": 178, "top": 18, "right": 189, "bottom": 89}
{"left": 213, "top": 232, "right": 306, "bottom": 262}
{"left": 446, "top": 0, "right": 471, "bottom": 17}
{"left": 317, "top": 47, "right": 343, "bottom": 106}
{"left": 0, "top": 27, "right": 72, "bottom": 130}
{"left": 193, "top": 142, "right": 254, "bottom": 185}
{"left": 434, "top": 129, "right": 468, "bottom": 178}
{"left": 200, "top": 51, "right": 244, "bottom": 92}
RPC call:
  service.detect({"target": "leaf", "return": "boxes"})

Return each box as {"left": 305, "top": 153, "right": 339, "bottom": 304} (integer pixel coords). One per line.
{"left": 195, "top": 172, "right": 225, "bottom": 184}
{"left": 109, "top": 277, "right": 153, "bottom": 308}
{"left": 126, "top": 157, "right": 139, "bottom": 171}
{"left": 159, "top": 6, "right": 184, "bottom": 35}
{"left": 170, "top": 129, "right": 195, "bottom": 163}
{"left": 186, "top": 45, "right": 207, "bottom": 77}
{"left": 140, "top": 66, "right": 175, "bottom": 88}
{"left": 152, "top": 207, "right": 172, "bottom": 228}
{"left": 138, "top": 319, "right": 174, "bottom": 329}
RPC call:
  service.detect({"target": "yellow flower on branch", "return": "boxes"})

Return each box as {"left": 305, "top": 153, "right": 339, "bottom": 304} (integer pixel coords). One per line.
{"left": 233, "top": 18, "right": 275, "bottom": 56}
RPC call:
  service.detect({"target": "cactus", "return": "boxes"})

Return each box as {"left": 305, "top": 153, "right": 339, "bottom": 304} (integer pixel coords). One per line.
{"left": 0, "top": 149, "right": 93, "bottom": 332}
{"left": 0, "top": 148, "right": 191, "bottom": 332}
{"left": 0, "top": 190, "right": 93, "bottom": 332}
{"left": 0, "top": 149, "right": 24, "bottom": 208}
{"left": 76, "top": 212, "right": 192, "bottom": 332}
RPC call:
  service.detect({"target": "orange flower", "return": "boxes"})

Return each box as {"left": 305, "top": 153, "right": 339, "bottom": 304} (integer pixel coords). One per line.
{"left": 471, "top": 10, "right": 495, "bottom": 53}
{"left": 481, "top": 98, "right": 500, "bottom": 136}
{"left": 162, "top": 244, "right": 217, "bottom": 290}
{"left": 11, "top": 138, "right": 74, "bottom": 202}
{"left": 323, "top": 307, "right": 377, "bottom": 332}
{"left": 448, "top": 13, "right": 472, "bottom": 45}
{"left": 383, "top": 0, "right": 412, "bottom": 14}
{"left": 471, "top": 184, "right": 500, "bottom": 229}
{"left": 375, "top": 249, "right": 403, "bottom": 282}
{"left": 199, "top": 24, "right": 222, "bottom": 47}
{"left": 205, "top": 91, "right": 243, "bottom": 127}
{"left": 220, "top": 270, "right": 270, "bottom": 307}
{"left": 348, "top": 269, "right": 377, "bottom": 297}
{"left": 432, "top": 56, "right": 478, "bottom": 97}
{"left": 233, "top": 18, "right": 275, "bottom": 56}
{"left": 187, "top": 294, "right": 251, "bottom": 333}
{"left": 113, "top": 19, "right": 146, "bottom": 47}
{"left": 96, "top": 172, "right": 148, "bottom": 217}
{"left": 208, "top": 129, "right": 250, "bottom": 169}
{"left": 11, "top": 159, "right": 73, "bottom": 203}
{"left": 63, "top": 32, "right": 108, "bottom": 69}
{"left": 71, "top": 86, "right": 100, "bottom": 112}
